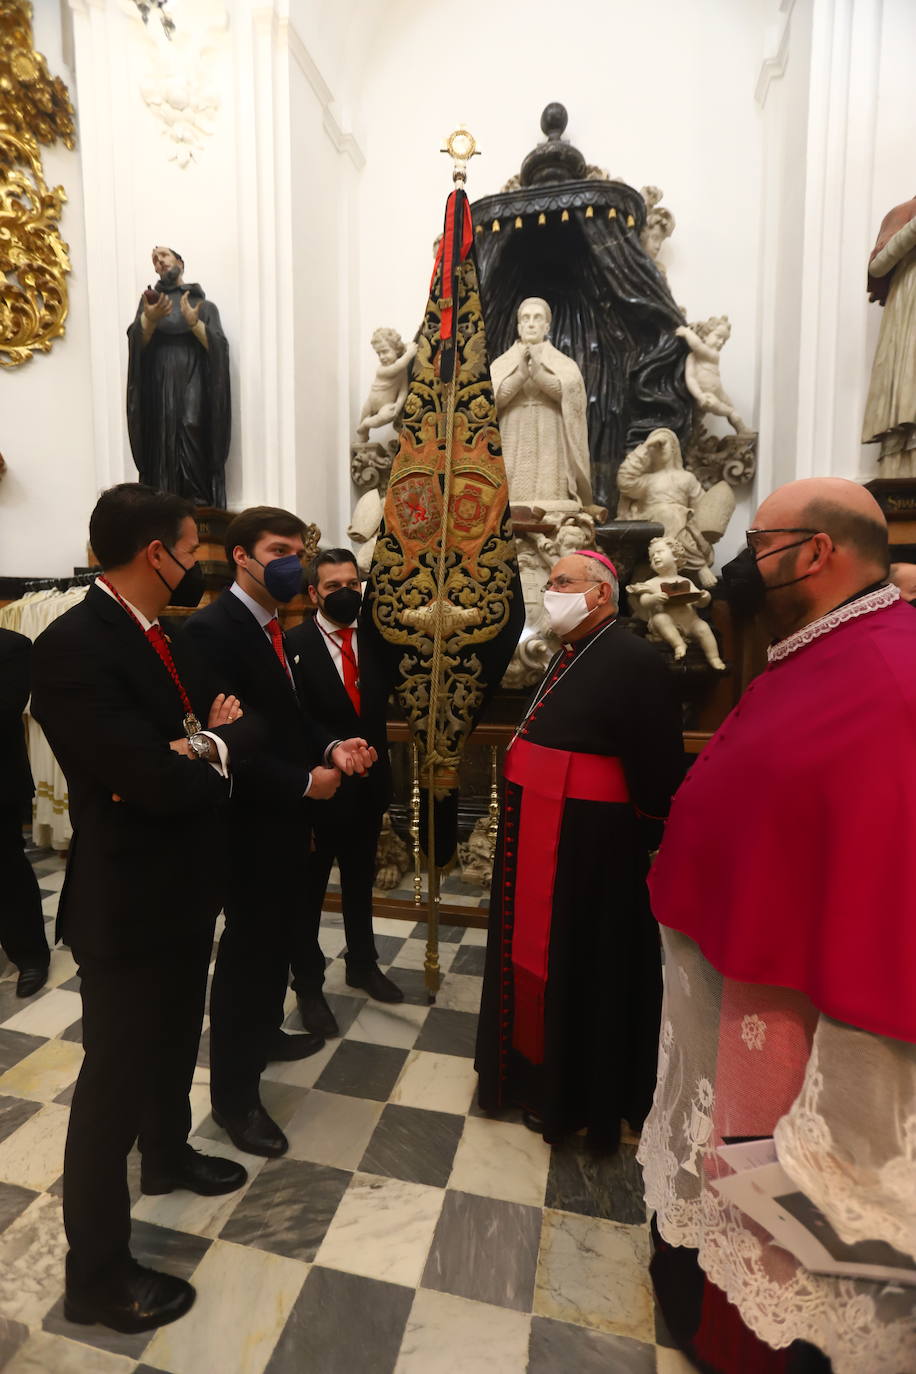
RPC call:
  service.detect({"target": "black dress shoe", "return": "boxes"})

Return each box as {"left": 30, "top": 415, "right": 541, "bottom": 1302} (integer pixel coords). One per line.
{"left": 297, "top": 991, "right": 340, "bottom": 1038}
{"left": 65, "top": 1260, "right": 195, "bottom": 1334}
{"left": 211, "top": 1103, "right": 288, "bottom": 1158}
{"left": 345, "top": 965, "right": 404, "bottom": 1003}
{"left": 265, "top": 1030, "right": 325, "bottom": 1062}
{"left": 141, "top": 1145, "right": 248, "bottom": 1197}
{"left": 16, "top": 962, "right": 49, "bottom": 998}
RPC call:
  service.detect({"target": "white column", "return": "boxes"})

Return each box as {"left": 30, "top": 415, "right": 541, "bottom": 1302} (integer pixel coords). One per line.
{"left": 794, "top": 0, "right": 883, "bottom": 478}
{"left": 67, "top": 0, "right": 139, "bottom": 495}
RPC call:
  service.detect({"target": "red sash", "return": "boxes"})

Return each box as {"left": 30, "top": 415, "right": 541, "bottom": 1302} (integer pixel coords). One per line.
{"left": 503, "top": 738, "right": 630, "bottom": 1063}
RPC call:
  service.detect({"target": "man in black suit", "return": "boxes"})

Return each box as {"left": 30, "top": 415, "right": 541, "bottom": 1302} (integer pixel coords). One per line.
{"left": 0, "top": 628, "right": 50, "bottom": 997}
{"left": 30, "top": 484, "right": 256, "bottom": 1335}
{"left": 184, "top": 510, "right": 376, "bottom": 1158}
{"left": 286, "top": 548, "right": 401, "bottom": 1039}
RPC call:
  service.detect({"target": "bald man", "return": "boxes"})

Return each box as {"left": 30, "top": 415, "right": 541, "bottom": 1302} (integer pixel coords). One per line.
{"left": 639, "top": 478, "right": 916, "bottom": 1373}
{"left": 475, "top": 551, "right": 684, "bottom": 1150}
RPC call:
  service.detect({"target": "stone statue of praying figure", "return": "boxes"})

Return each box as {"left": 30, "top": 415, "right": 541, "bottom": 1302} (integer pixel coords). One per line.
{"left": 490, "top": 297, "right": 594, "bottom": 513}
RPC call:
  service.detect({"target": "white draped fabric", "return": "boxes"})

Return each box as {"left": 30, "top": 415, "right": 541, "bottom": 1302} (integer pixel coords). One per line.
{"left": 0, "top": 585, "right": 91, "bottom": 850}
{"left": 638, "top": 926, "right": 916, "bottom": 1373}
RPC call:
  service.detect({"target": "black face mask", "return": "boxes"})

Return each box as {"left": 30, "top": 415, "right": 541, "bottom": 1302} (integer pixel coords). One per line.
{"left": 156, "top": 546, "right": 205, "bottom": 609}
{"left": 719, "top": 537, "right": 816, "bottom": 619}
{"left": 320, "top": 587, "right": 362, "bottom": 625}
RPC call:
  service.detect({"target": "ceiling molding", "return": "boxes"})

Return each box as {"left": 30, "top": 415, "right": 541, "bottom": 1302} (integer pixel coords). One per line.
{"left": 756, "top": 0, "right": 797, "bottom": 107}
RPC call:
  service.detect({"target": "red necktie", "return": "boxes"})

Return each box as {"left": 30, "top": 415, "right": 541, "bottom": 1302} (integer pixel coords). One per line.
{"left": 337, "top": 627, "right": 361, "bottom": 714}
{"left": 266, "top": 617, "right": 288, "bottom": 673}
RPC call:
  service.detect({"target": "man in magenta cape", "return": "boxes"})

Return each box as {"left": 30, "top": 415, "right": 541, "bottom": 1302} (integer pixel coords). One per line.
{"left": 640, "top": 477, "right": 916, "bottom": 1374}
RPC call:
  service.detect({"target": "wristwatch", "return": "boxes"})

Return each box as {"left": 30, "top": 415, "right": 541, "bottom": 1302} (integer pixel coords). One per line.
{"left": 188, "top": 733, "right": 214, "bottom": 761}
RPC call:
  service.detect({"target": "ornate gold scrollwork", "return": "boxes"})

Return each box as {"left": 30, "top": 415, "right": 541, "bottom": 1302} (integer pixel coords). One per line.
{"left": 0, "top": 1, "right": 76, "bottom": 369}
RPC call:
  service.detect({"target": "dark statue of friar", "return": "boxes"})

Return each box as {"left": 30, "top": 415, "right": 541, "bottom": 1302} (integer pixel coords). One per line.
{"left": 126, "top": 246, "right": 231, "bottom": 508}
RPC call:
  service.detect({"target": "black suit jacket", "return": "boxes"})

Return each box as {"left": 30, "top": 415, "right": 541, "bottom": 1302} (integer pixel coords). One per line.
{"left": 285, "top": 615, "right": 392, "bottom": 818}
{"left": 184, "top": 589, "right": 332, "bottom": 814}
{"left": 0, "top": 628, "right": 34, "bottom": 807}
{"left": 29, "top": 584, "right": 260, "bottom": 958}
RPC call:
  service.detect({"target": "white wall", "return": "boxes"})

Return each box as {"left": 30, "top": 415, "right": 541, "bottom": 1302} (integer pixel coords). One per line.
{"left": 0, "top": 2, "right": 95, "bottom": 577}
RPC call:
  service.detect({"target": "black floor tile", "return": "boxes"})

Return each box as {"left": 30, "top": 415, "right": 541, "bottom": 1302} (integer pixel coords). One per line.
{"left": 0, "top": 1180, "right": 38, "bottom": 1235}
{"left": 314, "top": 1040, "right": 408, "bottom": 1102}
{"left": 371, "top": 933, "right": 408, "bottom": 965}
{"left": 60, "top": 1017, "right": 83, "bottom": 1044}
{"left": 265, "top": 1265, "right": 413, "bottom": 1374}
{"left": 220, "top": 1157, "right": 351, "bottom": 1262}
{"left": 410, "top": 922, "right": 467, "bottom": 944}
{"left": 359, "top": 1103, "right": 464, "bottom": 1188}
{"left": 414, "top": 1007, "right": 478, "bottom": 1059}
{"left": 546, "top": 1139, "right": 647, "bottom": 1225}
{"left": 450, "top": 944, "right": 486, "bottom": 977}
{"left": 528, "top": 1316, "right": 657, "bottom": 1372}
{"left": 422, "top": 1189, "right": 541, "bottom": 1312}
{"left": 0, "top": 1094, "right": 42, "bottom": 1146}
{"left": 0, "top": 1316, "right": 30, "bottom": 1369}
{"left": 0, "top": 1029, "right": 45, "bottom": 1075}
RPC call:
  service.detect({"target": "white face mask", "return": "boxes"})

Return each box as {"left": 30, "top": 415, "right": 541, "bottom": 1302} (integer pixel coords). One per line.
{"left": 543, "top": 589, "right": 593, "bottom": 637}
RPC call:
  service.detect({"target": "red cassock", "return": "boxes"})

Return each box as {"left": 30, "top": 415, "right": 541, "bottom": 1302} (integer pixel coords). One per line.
{"left": 650, "top": 589, "right": 916, "bottom": 1044}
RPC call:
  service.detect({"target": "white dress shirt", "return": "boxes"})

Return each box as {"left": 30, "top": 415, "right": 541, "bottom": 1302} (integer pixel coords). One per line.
{"left": 314, "top": 609, "right": 359, "bottom": 685}
{"left": 229, "top": 581, "right": 294, "bottom": 680}
{"left": 97, "top": 578, "right": 228, "bottom": 777}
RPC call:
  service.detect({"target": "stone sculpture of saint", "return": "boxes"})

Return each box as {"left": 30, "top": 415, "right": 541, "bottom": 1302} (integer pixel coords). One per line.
{"left": 862, "top": 195, "right": 916, "bottom": 476}
{"left": 490, "top": 297, "right": 593, "bottom": 512}
{"left": 616, "top": 427, "right": 718, "bottom": 587}
{"left": 126, "top": 245, "right": 231, "bottom": 507}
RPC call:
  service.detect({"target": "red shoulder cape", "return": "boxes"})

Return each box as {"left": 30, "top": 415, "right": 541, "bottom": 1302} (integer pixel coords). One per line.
{"left": 650, "top": 597, "right": 916, "bottom": 1042}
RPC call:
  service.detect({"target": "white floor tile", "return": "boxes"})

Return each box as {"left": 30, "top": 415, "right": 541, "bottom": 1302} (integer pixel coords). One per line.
{"left": 261, "top": 1036, "right": 339, "bottom": 1088}
{"left": 0, "top": 1192, "right": 68, "bottom": 1325}
{"left": 284, "top": 1088, "right": 383, "bottom": 1170}
{"left": 655, "top": 1349, "right": 698, "bottom": 1373}
{"left": 431, "top": 972, "right": 484, "bottom": 1015}
{"left": 449, "top": 1116, "right": 550, "bottom": 1208}
{"left": 0, "top": 1103, "right": 69, "bottom": 1190}
{"left": 145, "top": 1239, "right": 308, "bottom": 1374}
{"left": 459, "top": 927, "right": 488, "bottom": 946}
{"left": 316, "top": 1172, "right": 444, "bottom": 1288}
{"left": 396, "top": 1288, "right": 530, "bottom": 1373}
{"left": 4, "top": 1331, "right": 134, "bottom": 1373}
{"left": 370, "top": 917, "right": 419, "bottom": 938}
{"left": 390, "top": 1050, "right": 477, "bottom": 1116}
{"left": 534, "top": 1209, "right": 654, "bottom": 1344}
{"left": 346, "top": 1000, "right": 428, "bottom": 1050}
{"left": 390, "top": 938, "right": 457, "bottom": 973}
{"left": 0, "top": 1037, "right": 83, "bottom": 1103}
{"left": 0, "top": 988, "right": 82, "bottom": 1038}
{"left": 46, "top": 946, "right": 78, "bottom": 988}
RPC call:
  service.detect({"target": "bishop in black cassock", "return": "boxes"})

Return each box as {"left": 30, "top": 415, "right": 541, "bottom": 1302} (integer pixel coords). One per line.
{"left": 475, "top": 551, "right": 684, "bottom": 1150}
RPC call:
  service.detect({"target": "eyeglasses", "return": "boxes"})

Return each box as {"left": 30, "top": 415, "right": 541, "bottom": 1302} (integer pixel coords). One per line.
{"left": 541, "top": 576, "right": 603, "bottom": 592}
{"left": 745, "top": 527, "right": 818, "bottom": 555}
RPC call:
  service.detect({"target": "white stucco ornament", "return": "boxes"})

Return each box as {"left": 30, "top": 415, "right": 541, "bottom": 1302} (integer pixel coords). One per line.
{"left": 122, "top": 0, "right": 228, "bottom": 168}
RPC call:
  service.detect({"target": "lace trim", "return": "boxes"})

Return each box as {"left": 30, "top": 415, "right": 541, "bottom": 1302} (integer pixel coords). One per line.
{"left": 775, "top": 1045, "right": 916, "bottom": 1262}
{"left": 767, "top": 585, "right": 899, "bottom": 662}
{"left": 639, "top": 1018, "right": 916, "bottom": 1373}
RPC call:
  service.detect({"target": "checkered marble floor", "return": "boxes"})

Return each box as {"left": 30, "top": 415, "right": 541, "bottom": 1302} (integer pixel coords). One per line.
{"left": 0, "top": 846, "right": 694, "bottom": 1374}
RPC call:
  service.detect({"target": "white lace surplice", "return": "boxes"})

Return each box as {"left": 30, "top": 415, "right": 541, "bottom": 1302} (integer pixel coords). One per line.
{"left": 639, "top": 927, "right": 916, "bottom": 1373}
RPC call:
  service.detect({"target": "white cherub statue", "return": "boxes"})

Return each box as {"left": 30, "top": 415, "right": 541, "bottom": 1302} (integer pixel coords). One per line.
{"left": 675, "top": 316, "right": 748, "bottom": 434}
{"left": 628, "top": 537, "right": 725, "bottom": 671}
{"left": 356, "top": 327, "right": 418, "bottom": 441}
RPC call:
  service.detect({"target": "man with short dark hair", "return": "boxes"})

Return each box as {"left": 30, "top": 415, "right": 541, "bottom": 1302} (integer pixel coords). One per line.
{"left": 30, "top": 483, "right": 255, "bottom": 1335}
{"left": 0, "top": 628, "right": 50, "bottom": 996}
{"left": 286, "top": 549, "right": 400, "bottom": 1038}
{"left": 185, "top": 511, "right": 377, "bottom": 1157}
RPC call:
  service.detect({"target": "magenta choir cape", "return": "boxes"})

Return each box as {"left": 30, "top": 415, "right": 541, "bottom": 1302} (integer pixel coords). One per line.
{"left": 649, "top": 590, "right": 916, "bottom": 1044}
